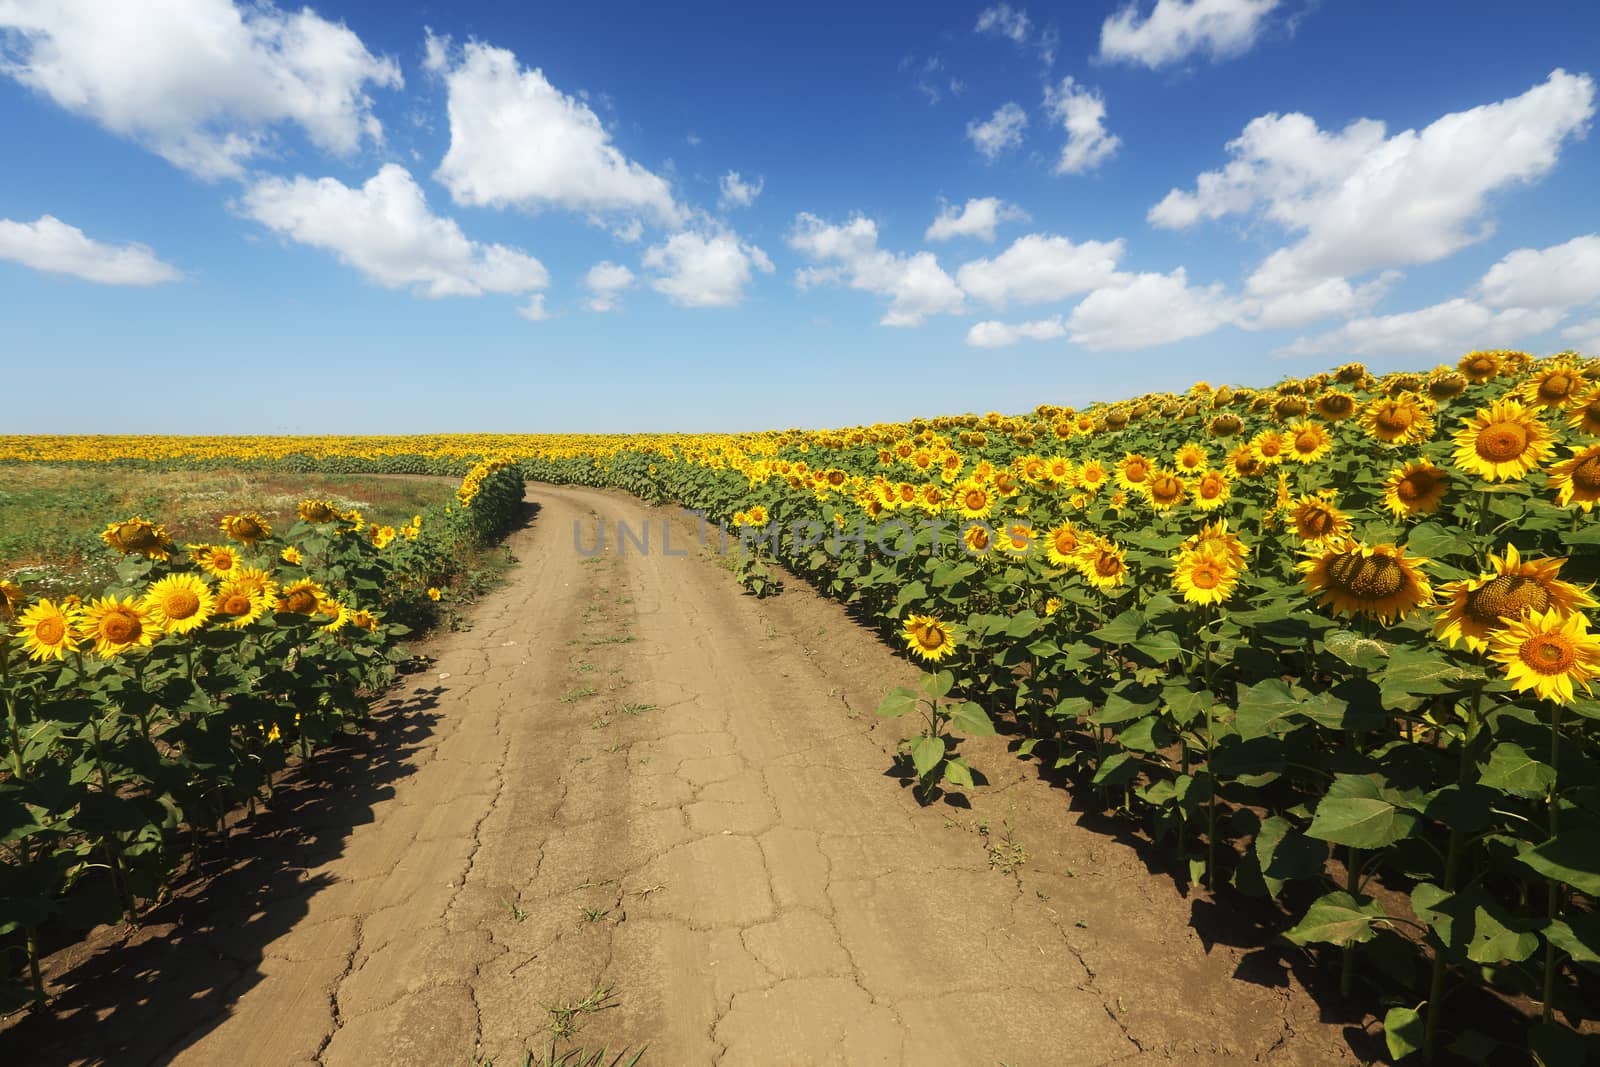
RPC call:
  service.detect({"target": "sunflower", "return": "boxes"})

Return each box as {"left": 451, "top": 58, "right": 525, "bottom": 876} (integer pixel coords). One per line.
{"left": 15, "top": 598, "right": 81, "bottom": 662}
{"left": 100, "top": 516, "right": 175, "bottom": 560}
{"left": 78, "top": 596, "right": 157, "bottom": 658}
{"left": 1043, "top": 597, "right": 1063, "bottom": 616}
{"left": 1115, "top": 454, "right": 1154, "bottom": 492}
{"left": 370, "top": 525, "right": 397, "bottom": 550}
{"left": 1489, "top": 608, "right": 1600, "bottom": 704}
{"left": 1434, "top": 544, "right": 1598, "bottom": 652}
{"left": 1426, "top": 371, "right": 1468, "bottom": 401}
{"left": 1076, "top": 538, "right": 1128, "bottom": 592}
{"left": 1173, "top": 550, "right": 1240, "bottom": 606}
{"left": 1077, "top": 460, "right": 1109, "bottom": 493}
{"left": 1565, "top": 386, "right": 1600, "bottom": 437}
{"left": 1518, "top": 361, "right": 1587, "bottom": 410}
{"left": 961, "top": 523, "right": 994, "bottom": 556}
{"left": 297, "top": 499, "right": 341, "bottom": 524}
{"left": 1359, "top": 394, "right": 1435, "bottom": 446}
{"left": 1311, "top": 390, "right": 1357, "bottom": 422}
{"left": 1285, "top": 421, "right": 1332, "bottom": 464}
{"left": 281, "top": 546, "right": 303, "bottom": 565}
{"left": 315, "top": 598, "right": 349, "bottom": 633}
{"left": 1451, "top": 398, "right": 1554, "bottom": 481}
{"left": 230, "top": 566, "right": 278, "bottom": 600}
{"left": 1181, "top": 518, "right": 1249, "bottom": 570}
{"left": 1174, "top": 443, "right": 1208, "bottom": 475}
{"left": 1146, "top": 470, "right": 1187, "bottom": 511}
{"left": 1044, "top": 522, "right": 1082, "bottom": 567}
{"left": 1299, "top": 540, "right": 1434, "bottom": 623}
{"left": 276, "top": 578, "right": 326, "bottom": 615}
{"left": 1227, "top": 445, "right": 1267, "bottom": 479}
{"left": 349, "top": 609, "right": 379, "bottom": 633}
{"left": 998, "top": 522, "right": 1035, "bottom": 556}
{"left": 0, "top": 579, "right": 23, "bottom": 622}
{"left": 1044, "top": 456, "right": 1075, "bottom": 486}
{"left": 1547, "top": 443, "right": 1600, "bottom": 511}
{"left": 220, "top": 512, "right": 272, "bottom": 544}
{"left": 213, "top": 579, "right": 270, "bottom": 629}
{"left": 427, "top": 587, "right": 443, "bottom": 601}
{"left": 190, "top": 543, "right": 243, "bottom": 580}
{"left": 1185, "top": 469, "right": 1230, "bottom": 512}
{"left": 1287, "top": 494, "right": 1351, "bottom": 547}
{"left": 953, "top": 480, "right": 993, "bottom": 519}
{"left": 143, "top": 574, "right": 215, "bottom": 634}
{"left": 1458, "top": 351, "right": 1503, "bottom": 383}
{"left": 1250, "top": 429, "right": 1289, "bottom": 467}
{"left": 1209, "top": 413, "right": 1243, "bottom": 437}
{"left": 1273, "top": 395, "right": 1310, "bottom": 420}
{"left": 902, "top": 613, "right": 958, "bottom": 662}
{"left": 1335, "top": 362, "right": 1369, "bottom": 385}
{"left": 1382, "top": 461, "right": 1450, "bottom": 518}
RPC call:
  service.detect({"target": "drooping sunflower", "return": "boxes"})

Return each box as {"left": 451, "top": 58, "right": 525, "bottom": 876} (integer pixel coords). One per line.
{"left": 1451, "top": 398, "right": 1554, "bottom": 481}
{"left": 1044, "top": 522, "right": 1082, "bottom": 567}
{"left": 15, "top": 598, "right": 81, "bottom": 662}
{"left": 1562, "top": 385, "right": 1600, "bottom": 438}
{"left": 1173, "top": 550, "right": 1240, "bottom": 606}
{"left": 276, "top": 578, "right": 326, "bottom": 615}
{"left": 953, "top": 480, "right": 993, "bottom": 519}
{"left": 190, "top": 543, "right": 243, "bottom": 580}
{"left": 1288, "top": 494, "right": 1352, "bottom": 547}
{"left": 1434, "top": 544, "right": 1598, "bottom": 652}
{"left": 1190, "top": 469, "right": 1232, "bottom": 511}
{"left": 1458, "top": 350, "right": 1503, "bottom": 384}
{"left": 1359, "top": 394, "right": 1435, "bottom": 446}
{"left": 1115, "top": 454, "right": 1154, "bottom": 492}
{"left": 1209, "top": 413, "right": 1244, "bottom": 437}
{"left": 1489, "top": 608, "right": 1600, "bottom": 704}
{"left": 1426, "top": 370, "right": 1468, "bottom": 401}
{"left": 961, "top": 523, "right": 994, "bottom": 556}
{"left": 1076, "top": 538, "right": 1128, "bottom": 592}
{"left": 1299, "top": 540, "right": 1434, "bottom": 623}
{"left": 1174, "top": 443, "right": 1208, "bottom": 476}
{"left": 1249, "top": 429, "right": 1289, "bottom": 467}
{"left": 1547, "top": 443, "right": 1600, "bottom": 511}
{"left": 348, "top": 609, "right": 379, "bottom": 633}
{"left": 297, "top": 499, "right": 341, "bottom": 524}
{"left": 1285, "top": 421, "right": 1332, "bottom": 464}
{"left": 100, "top": 516, "right": 176, "bottom": 561}
{"left": 1382, "top": 461, "right": 1450, "bottom": 518}
{"left": 1227, "top": 444, "right": 1267, "bottom": 479}
{"left": 1335, "top": 362, "right": 1369, "bottom": 386}
{"left": 902, "top": 613, "right": 958, "bottom": 662}
{"left": 315, "top": 598, "right": 349, "bottom": 633}
{"left": 143, "top": 573, "right": 215, "bottom": 634}
{"left": 78, "top": 595, "right": 157, "bottom": 658}
{"left": 213, "top": 579, "right": 270, "bottom": 628}
{"left": 220, "top": 512, "right": 272, "bottom": 544}
{"left": 1518, "top": 360, "right": 1588, "bottom": 410}
{"left": 997, "top": 522, "right": 1035, "bottom": 556}
{"left": 0, "top": 579, "right": 23, "bottom": 622}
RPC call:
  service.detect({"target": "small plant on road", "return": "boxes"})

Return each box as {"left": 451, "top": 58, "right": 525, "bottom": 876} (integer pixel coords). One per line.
{"left": 877, "top": 669, "right": 995, "bottom": 802}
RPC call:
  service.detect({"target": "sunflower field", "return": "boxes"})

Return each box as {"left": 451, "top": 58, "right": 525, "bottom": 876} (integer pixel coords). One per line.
{"left": 519, "top": 351, "right": 1600, "bottom": 1062}
{"left": 0, "top": 457, "right": 524, "bottom": 1011}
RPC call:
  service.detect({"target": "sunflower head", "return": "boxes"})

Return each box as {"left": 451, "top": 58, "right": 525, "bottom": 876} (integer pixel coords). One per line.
{"left": 0, "top": 579, "right": 23, "bottom": 622}
{"left": 1191, "top": 469, "right": 1232, "bottom": 511}
{"left": 214, "top": 580, "right": 270, "bottom": 629}
{"left": 1173, "top": 549, "right": 1239, "bottom": 606}
{"left": 1335, "top": 362, "right": 1369, "bottom": 385}
{"left": 100, "top": 516, "right": 175, "bottom": 560}
{"left": 1286, "top": 421, "right": 1332, "bottom": 464}
{"left": 1458, "top": 351, "right": 1503, "bottom": 383}
{"left": 143, "top": 573, "right": 215, "bottom": 634}
{"left": 190, "top": 543, "right": 242, "bottom": 579}
{"left": 1075, "top": 538, "right": 1127, "bottom": 591}
{"left": 1209, "top": 413, "right": 1243, "bottom": 437}
{"left": 1359, "top": 394, "right": 1435, "bottom": 446}
{"left": 902, "top": 613, "right": 958, "bottom": 662}
{"left": 1518, "top": 361, "right": 1588, "bottom": 409}
{"left": 1146, "top": 470, "right": 1187, "bottom": 510}
{"left": 1299, "top": 540, "right": 1434, "bottom": 623}
{"left": 1488, "top": 607, "right": 1600, "bottom": 705}
{"left": 78, "top": 595, "right": 157, "bottom": 658}
{"left": 349, "top": 609, "right": 379, "bottom": 632}
{"left": 1382, "top": 461, "right": 1450, "bottom": 518}
{"left": 277, "top": 579, "right": 326, "bottom": 615}
{"left": 1426, "top": 371, "right": 1468, "bottom": 401}
{"left": 297, "top": 499, "right": 341, "bottom": 524}
{"left": 1116, "top": 454, "right": 1153, "bottom": 490}
{"left": 1547, "top": 443, "right": 1600, "bottom": 511}
{"left": 1289, "top": 494, "right": 1351, "bottom": 547}
{"left": 1566, "top": 386, "right": 1600, "bottom": 437}
{"left": 1045, "top": 522, "right": 1081, "bottom": 567}
{"left": 281, "top": 546, "right": 303, "bottom": 565}
{"left": 220, "top": 512, "right": 272, "bottom": 544}
{"left": 1434, "top": 544, "right": 1598, "bottom": 652}
{"left": 16, "top": 598, "right": 81, "bottom": 662}
{"left": 1451, "top": 398, "right": 1554, "bottom": 482}
{"left": 1312, "top": 390, "right": 1357, "bottom": 422}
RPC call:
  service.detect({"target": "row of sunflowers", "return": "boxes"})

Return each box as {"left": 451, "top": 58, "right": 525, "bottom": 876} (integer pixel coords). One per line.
{"left": 520, "top": 350, "right": 1600, "bottom": 1064}
{"left": 0, "top": 457, "right": 526, "bottom": 1012}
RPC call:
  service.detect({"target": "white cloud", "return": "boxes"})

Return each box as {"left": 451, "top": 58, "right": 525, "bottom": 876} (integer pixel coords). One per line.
{"left": 1151, "top": 71, "right": 1596, "bottom": 296}
{"left": 429, "top": 35, "right": 681, "bottom": 224}
{"left": 719, "top": 171, "right": 764, "bottom": 209}
{"left": 240, "top": 164, "right": 549, "bottom": 301}
{"left": 788, "top": 213, "right": 966, "bottom": 327}
{"left": 1276, "top": 299, "right": 1565, "bottom": 359}
{"left": 967, "top": 316, "right": 1066, "bottom": 348}
{"left": 1044, "top": 78, "right": 1120, "bottom": 174}
{"left": 1479, "top": 234, "right": 1600, "bottom": 310}
{"left": 1562, "top": 317, "right": 1600, "bottom": 355}
{"left": 585, "top": 260, "right": 636, "bottom": 312}
{"left": 0, "top": 0, "right": 400, "bottom": 180}
{"left": 517, "top": 293, "right": 550, "bottom": 321}
{"left": 975, "top": 3, "right": 1031, "bottom": 44}
{"left": 641, "top": 230, "right": 772, "bottom": 308}
{"left": 967, "top": 102, "right": 1028, "bottom": 160}
{"left": 1098, "top": 0, "right": 1280, "bottom": 69}
{"left": 1067, "top": 268, "right": 1235, "bottom": 350}
{"left": 924, "top": 198, "right": 1028, "bottom": 242}
{"left": 0, "top": 215, "right": 181, "bottom": 285}
{"left": 1239, "top": 269, "right": 1400, "bottom": 330}
{"left": 957, "top": 233, "right": 1125, "bottom": 307}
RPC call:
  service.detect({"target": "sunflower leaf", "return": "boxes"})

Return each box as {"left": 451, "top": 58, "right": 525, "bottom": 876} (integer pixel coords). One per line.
{"left": 1477, "top": 742, "right": 1556, "bottom": 799}
{"left": 1284, "top": 891, "right": 1386, "bottom": 947}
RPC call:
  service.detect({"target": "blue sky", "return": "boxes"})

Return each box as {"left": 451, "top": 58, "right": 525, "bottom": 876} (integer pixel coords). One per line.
{"left": 2, "top": 0, "right": 1598, "bottom": 433}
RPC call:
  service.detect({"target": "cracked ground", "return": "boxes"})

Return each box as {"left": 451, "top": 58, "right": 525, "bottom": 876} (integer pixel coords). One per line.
{"left": 3, "top": 485, "right": 1365, "bottom": 1065}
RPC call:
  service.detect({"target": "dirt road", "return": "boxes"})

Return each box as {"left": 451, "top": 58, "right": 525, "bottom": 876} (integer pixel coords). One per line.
{"left": 7, "top": 485, "right": 1366, "bottom": 1065}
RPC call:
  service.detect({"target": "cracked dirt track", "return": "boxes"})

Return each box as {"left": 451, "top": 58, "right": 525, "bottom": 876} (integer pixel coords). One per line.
{"left": 7, "top": 484, "right": 1367, "bottom": 1066}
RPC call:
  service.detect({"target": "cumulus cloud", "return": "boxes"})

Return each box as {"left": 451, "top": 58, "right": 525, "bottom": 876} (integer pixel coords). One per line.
{"left": 719, "top": 171, "right": 764, "bottom": 209}
{"left": 924, "top": 198, "right": 1029, "bottom": 243}
{"left": 1562, "top": 317, "right": 1600, "bottom": 355}
{"left": 1275, "top": 300, "right": 1566, "bottom": 359}
{"left": 517, "top": 293, "right": 551, "bottom": 321}
{"left": 641, "top": 230, "right": 773, "bottom": 308}
{"left": 239, "top": 164, "right": 549, "bottom": 301}
{"left": 1067, "top": 269, "right": 1235, "bottom": 350}
{"left": 1044, "top": 78, "right": 1120, "bottom": 174}
{"left": 428, "top": 34, "right": 681, "bottom": 225}
{"left": 1099, "top": 0, "right": 1281, "bottom": 69}
{"left": 1478, "top": 234, "right": 1600, "bottom": 310}
{"left": 966, "top": 316, "right": 1066, "bottom": 348}
{"left": 0, "top": 0, "right": 400, "bottom": 180}
{"left": 0, "top": 215, "right": 182, "bottom": 285}
{"left": 957, "top": 233, "right": 1125, "bottom": 307}
{"left": 967, "top": 103, "right": 1027, "bottom": 160}
{"left": 584, "top": 260, "right": 636, "bottom": 312}
{"left": 974, "top": 3, "right": 1031, "bottom": 44}
{"left": 788, "top": 213, "right": 966, "bottom": 327}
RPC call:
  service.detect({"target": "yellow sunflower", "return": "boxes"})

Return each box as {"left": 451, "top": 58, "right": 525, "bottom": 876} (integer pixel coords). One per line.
{"left": 1434, "top": 544, "right": 1598, "bottom": 652}
{"left": 297, "top": 499, "right": 341, "bottom": 524}
{"left": 1077, "top": 459, "right": 1109, "bottom": 493}
{"left": 1145, "top": 470, "right": 1188, "bottom": 511}
{"left": 1299, "top": 540, "right": 1434, "bottom": 623}
{"left": 1451, "top": 398, "right": 1554, "bottom": 481}
{"left": 1335, "top": 362, "right": 1369, "bottom": 385}
{"left": 315, "top": 598, "right": 349, "bottom": 633}
{"left": 1289, "top": 494, "right": 1352, "bottom": 547}
{"left": 100, "top": 516, "right": 176, "bottom": 561}
{"left": 276, "top": 578, "right": 326, "bottom": 615}
{"left": 0, "top": 579, "right": 23, "bottom": 622}
{"left": 950, "top": 480, "right": 992, "bottom": 520}
{"left": 1190, "top": 469, "right": 1232, "bottom": 511}
{"left": 1173, "top": 550, "right": 1240, "bottom": 606}
{"left": 280, "top": 546, "right": 303, "bottom": 565}
{"left": 1076, "top": 539, "right": 1128, "bottom": 592}
{"left": 349, "top": 609, "right": 379, "bottom": 633}
{"left": 213, "top": 579, "right": 270, "bottom": 629}
{"left": 1174, "top": 443, "right": 1208, "bottom": 475}
{"left": 370, "top": 525, "right": 397, "bottom": 550}
{"left": 220, "top": 512, "right": 272, "bottom": 544}
{"left": 1382, "top": 461, "right": 1450, "bottom": 518}
{"left": 1043, "top": 597, "right": 1063, "bottom": 616}
{"left": 15, "top": 598, "right": 81, "bottom": 662}
{"left": 1547, "top": 443, "right": 1600, "bottom": 511}
{"left": 190, "top": 543, "right": 243, "bottom": 580}
{"left": 78, "top": 596, "right": 157, "bottom": 658}
{"left": 1044, "top": 522, "right": 1082, "bottom": 567}
{"left": 1285, "top": 421, "right": 1332, "bottom": 464}
{"left": 1115, "top": 453, "right": 1154, "bottom": 492}
{"left": 998, "top": 522, "right": 1035, "bottom": 556}
{"left": 142, "top": 574, "right": 215, "bottom": 634}
{"left": 1359, "top": 394, "right": 1435, "bottom": 446}
{"left": 961, "top": 523, "right": 994, "bottom": 557}
{"left": 427, "top": 587, "right": 443, "bottom": 601}
{"left": 1227, "top": 444, "right": 1267, "bottom": 479}
{"left": 1426, "top": 370, "right": 1468, "bottom": 401}
{"left": 902, "top": 614, "right": 958, "bottom": 662}
{"left": 1250, "top": 429, "right": 1290, "bottom": 467}
{"left": 1045, "top": 456, "right": 1075, "bottom": 486}
{"left": 1518, "top": 360, "right": 1587, "bottom": 410}
{"left": 1489, "top": 608, "right": 1600, "bottom": 704}
{"left": 1458, "top": 350, "right": 1503, "bottom": 384}
{"left": 1181, "top": 518, "right": 1249, "bottom": 570}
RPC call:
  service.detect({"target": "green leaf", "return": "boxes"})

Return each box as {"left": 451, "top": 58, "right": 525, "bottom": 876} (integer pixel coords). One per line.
{"left": 1464, "top": 904, "right": 1540, "bottom": 965}
{"left": 1323, "top": 630, "right": 1392, "bottom": 671}
{"left": 1088, "top": 608, "right": 1144, "bottom": 645}
{"left": 876, "top": 687, "right": 918, "bottom": 718}
{"left": 1383, "top": 1006, "right": 1424, "bottom": 1062}
{"left": 1255, "top": 815, "right": 1327, "bottom": 890}
{"left": 1545, "top": 913, "right": 1600, "bottom": 964}
{"left": 1516, "top": 832, "right": 1600, "bottom": 895}
{"left": 1092, "top": 687, "right": 1158, "bottom": 726}
{"left": 1477, "top": 742, "right": 1556, "bottom": 799}
{"left": 1005, "top": 610, "right": 1043, "bottom": 638}
{"left": 1284, "top": 891, "right": 1387, "bottom": 947}
{"left": 1306, "top": 780, "right": 1417, "bottom": 849}
{"left": 910, "top": 735, "right": 946, "bottom": 777}
{"left": 1131, "top": 630, "right": 1184, "bottom": 664}
{"left": 941, "top": 756, "right": 974, "bottom": 789}
{"left": 1234, "top": 678, "right": 1352, "bottom": 739}
{"left": 949, "top": 701, "right": 996, "bottom": 736}
{"left": 1092, "top": 750, "right": 1139, "bottom": 787}
{"left": 919, "top": 670, "right": 955, "bottom": 700}
{"left": 1378, "top": 645, "right": 1487, "bottom": 704}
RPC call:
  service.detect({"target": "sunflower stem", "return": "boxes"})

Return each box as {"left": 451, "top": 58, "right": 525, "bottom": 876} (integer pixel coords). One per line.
{"left": 1423, "top": 689, "right": 1480, "bottom": 1062}
{"left": 24, "top": 922, "right": 46, "bottom": 1011}
{"left": 1540, "top": 700, "right": 1564, "bottom": 1025}
{"left": 1341, "top": 845, "right": 1362, "bottom": 998}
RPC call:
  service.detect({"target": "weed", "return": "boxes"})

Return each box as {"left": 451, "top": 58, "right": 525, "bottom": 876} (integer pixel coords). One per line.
{"left": 559, "top": 686, "right": 599, "bottom": 703}
{"left": 502, "top": 897, "right": 528, "bottom": 923}
{"left": 591, "top": 716, "right": 612, "bottom": 730}
{"left": 619, "top": 702, "right": 656, "bottom": 716}
{"left": 544, "top": 982, "right": 617, "bottom": 1042}
{"left": 578, "top": 906, "right": 612, "bottom": 926}
{"left": 981, "top": 821, "right": 1027, "bottom": 877}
